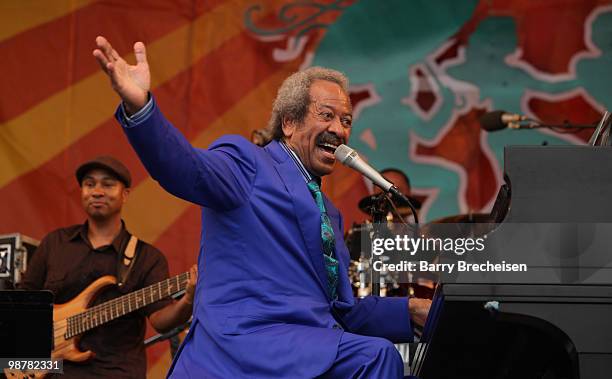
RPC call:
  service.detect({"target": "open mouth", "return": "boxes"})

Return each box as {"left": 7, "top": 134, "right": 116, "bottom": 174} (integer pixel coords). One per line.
{"left": 317, "top": 142, "right": 339, "bottom": 155}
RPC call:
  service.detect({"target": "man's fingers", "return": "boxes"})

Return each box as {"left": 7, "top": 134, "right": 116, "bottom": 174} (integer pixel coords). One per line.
{"left": 409, "top": 298, "right": 431, "bottom": 327}
{"left": 92, "top": 49, "right": 110, "bottom": 72}
{"left": 94, "top": 36, "right": 121, "bottom": 71}
{"left": 95, "top": 36, "right": 112, "bottom": 59}
{"left": 95, "top": 35, "right": 107, "bottom": 46}
{"left": 93, "top": 49, "right": 119, "bottom": 85}
{"left": 134, "top": 41, "right": 148, "bottom": 65}
{"left": 96, "top": 35, "right": 115, "bottom": 59}
{"left": 189, "top": 265, "right": 198, "bottom": 283}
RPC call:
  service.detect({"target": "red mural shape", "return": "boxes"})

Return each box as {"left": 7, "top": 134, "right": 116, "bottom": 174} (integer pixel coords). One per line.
{"left": 502, "top": 0, "right": 603, "bottom": 76}
{"left": 348, "top": 89, "right": 372, "bottom": 112}
{"left": 434, "top": 0, "right": 609, "bottom": 77}
{"left": 413, "top": 68, "right": 437, "bottom": 114}
{"left": 415, "top": 107, "right": 497, "bottom": 211}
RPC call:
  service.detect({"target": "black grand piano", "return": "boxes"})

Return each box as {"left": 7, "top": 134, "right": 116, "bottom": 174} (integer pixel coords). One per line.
{"left": 411, "top": 146, "right": 612, "bottom": 379}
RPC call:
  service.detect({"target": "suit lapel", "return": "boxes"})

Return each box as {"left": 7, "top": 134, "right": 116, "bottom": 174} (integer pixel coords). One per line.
{"left": 267, "top": 141, "right": 329, "bottom": 298}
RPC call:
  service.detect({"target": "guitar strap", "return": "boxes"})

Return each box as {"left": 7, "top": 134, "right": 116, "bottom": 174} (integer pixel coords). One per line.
{"left": 117, "top": 234, "right": 139, "bottom": 287}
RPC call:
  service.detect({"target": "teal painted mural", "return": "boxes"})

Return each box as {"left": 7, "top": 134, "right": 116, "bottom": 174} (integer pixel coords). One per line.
{"left": 307, "top": 0, "right": 612, "bottom": 222}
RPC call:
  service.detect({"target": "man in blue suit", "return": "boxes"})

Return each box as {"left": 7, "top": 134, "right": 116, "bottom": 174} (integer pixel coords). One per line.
{"left": 94, "top": 36, "right": 431, "bottom": 378}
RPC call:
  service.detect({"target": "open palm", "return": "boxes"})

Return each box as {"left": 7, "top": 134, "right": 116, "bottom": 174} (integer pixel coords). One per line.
{"left": 93, "top": 36, "right": 150, "bottom": 114}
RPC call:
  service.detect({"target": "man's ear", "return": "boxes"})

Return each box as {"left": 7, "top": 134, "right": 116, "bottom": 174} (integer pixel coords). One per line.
{"left": 281, "top": 116, "right": 297, "bottom": 139}
{"left": 122, "top": 187, "right": 130, "bottom": 204}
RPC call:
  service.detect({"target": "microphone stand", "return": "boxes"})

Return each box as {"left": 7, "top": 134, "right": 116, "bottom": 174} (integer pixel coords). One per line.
{"left": 368, "top": 190, "right": 420, "bottom": 297}
{"left": 507, "top": 121, "right": 596, "bottom": 130}
{"left": 514, "top": 120, "right": 612, "bottom": 145}
{"left": 536, "top": 123, "right": 596, "bottom": 129}
{"left": 370, "top": 194, "right": 390, "bottom": 297}
{"left": 389, "top": 187, "right": 420, "bottom": 225}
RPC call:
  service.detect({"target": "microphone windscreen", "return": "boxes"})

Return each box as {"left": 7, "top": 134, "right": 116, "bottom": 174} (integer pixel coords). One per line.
{"left": 334, "top": 144, "right": 353, "bottom": 164}
{"left": 479, "top": 110, "right": 507, "bottom": 131}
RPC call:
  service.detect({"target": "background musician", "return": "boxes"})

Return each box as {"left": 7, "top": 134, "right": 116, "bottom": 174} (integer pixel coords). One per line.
{"left": 19, "top": 156, "right": 197, "bottom": 379}
{"left": 375, "top": 168, "right": 421, "bottom": 222}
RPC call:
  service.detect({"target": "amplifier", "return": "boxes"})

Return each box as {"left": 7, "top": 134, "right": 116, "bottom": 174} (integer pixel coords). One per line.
{"left": 0, "top": 233, "right": 39, "bottom": 289}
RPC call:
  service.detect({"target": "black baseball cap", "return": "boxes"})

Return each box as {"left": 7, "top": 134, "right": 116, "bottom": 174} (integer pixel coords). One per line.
{"left": 75, "top": 156, "right": 132, "bottom": 188}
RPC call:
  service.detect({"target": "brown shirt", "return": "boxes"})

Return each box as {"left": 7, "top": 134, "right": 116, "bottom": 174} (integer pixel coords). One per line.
{"left": 20, "top": 222, "right": 173, "bottom": 379}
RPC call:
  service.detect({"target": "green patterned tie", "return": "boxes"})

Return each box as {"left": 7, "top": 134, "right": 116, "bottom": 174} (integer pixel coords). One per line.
{"left": 307, "top": 180, "right": 339, "bottom": 300}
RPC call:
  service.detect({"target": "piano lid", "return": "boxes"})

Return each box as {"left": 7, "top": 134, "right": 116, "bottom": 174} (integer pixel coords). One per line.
{"left": 498, "top": 145, "right": 612, "bottom": 223}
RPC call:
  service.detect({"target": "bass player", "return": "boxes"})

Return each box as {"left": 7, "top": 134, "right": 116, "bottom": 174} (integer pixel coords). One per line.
{"left": 19, "top": 156, "right": 197, "bottom": 379}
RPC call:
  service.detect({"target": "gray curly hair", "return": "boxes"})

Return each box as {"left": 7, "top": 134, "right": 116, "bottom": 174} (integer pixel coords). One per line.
{"left": 264, "top": 66, "right": 350, "bottom": 141}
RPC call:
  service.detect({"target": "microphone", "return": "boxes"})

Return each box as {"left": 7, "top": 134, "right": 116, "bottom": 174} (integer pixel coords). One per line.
{"left": 334, "top": 145, "right": 393, "bottom": 191}
{"left": 479, "top": 110, "right": 527, "bottom": 131}
{"left": 334, "top": 144, "right": 419, "bottom": 223}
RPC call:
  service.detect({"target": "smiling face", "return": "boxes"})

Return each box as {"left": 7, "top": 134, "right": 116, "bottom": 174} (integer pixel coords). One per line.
{"left": 80, "top": 168, "right": 129, "bottom": 221}
{"left": 282, "top": 80, "right": 353, "bottom": 177}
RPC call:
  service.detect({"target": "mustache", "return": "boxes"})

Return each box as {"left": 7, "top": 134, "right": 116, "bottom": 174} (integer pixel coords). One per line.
{"left": 316, "top": 132, "right": 344, "bottom": 146}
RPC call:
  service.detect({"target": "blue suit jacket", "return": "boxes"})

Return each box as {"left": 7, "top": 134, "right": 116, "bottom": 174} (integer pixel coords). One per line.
{"left": 118, "top": 101, "right": 413, "bottom": 378}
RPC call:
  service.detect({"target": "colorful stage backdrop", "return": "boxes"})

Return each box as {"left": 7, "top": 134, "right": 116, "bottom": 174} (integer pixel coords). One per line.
{"left": 2, "top": 0, "right": 612, "bottom": 376}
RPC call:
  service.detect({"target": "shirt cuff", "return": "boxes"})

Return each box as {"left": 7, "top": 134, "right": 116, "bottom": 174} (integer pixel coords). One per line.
{"left": 119, "top": 94, "right": 154, "bottom": 128}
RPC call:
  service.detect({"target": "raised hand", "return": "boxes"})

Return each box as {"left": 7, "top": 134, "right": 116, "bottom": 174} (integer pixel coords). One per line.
{"left": 93, "top": 36, "right": 150, "bottom": 114}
